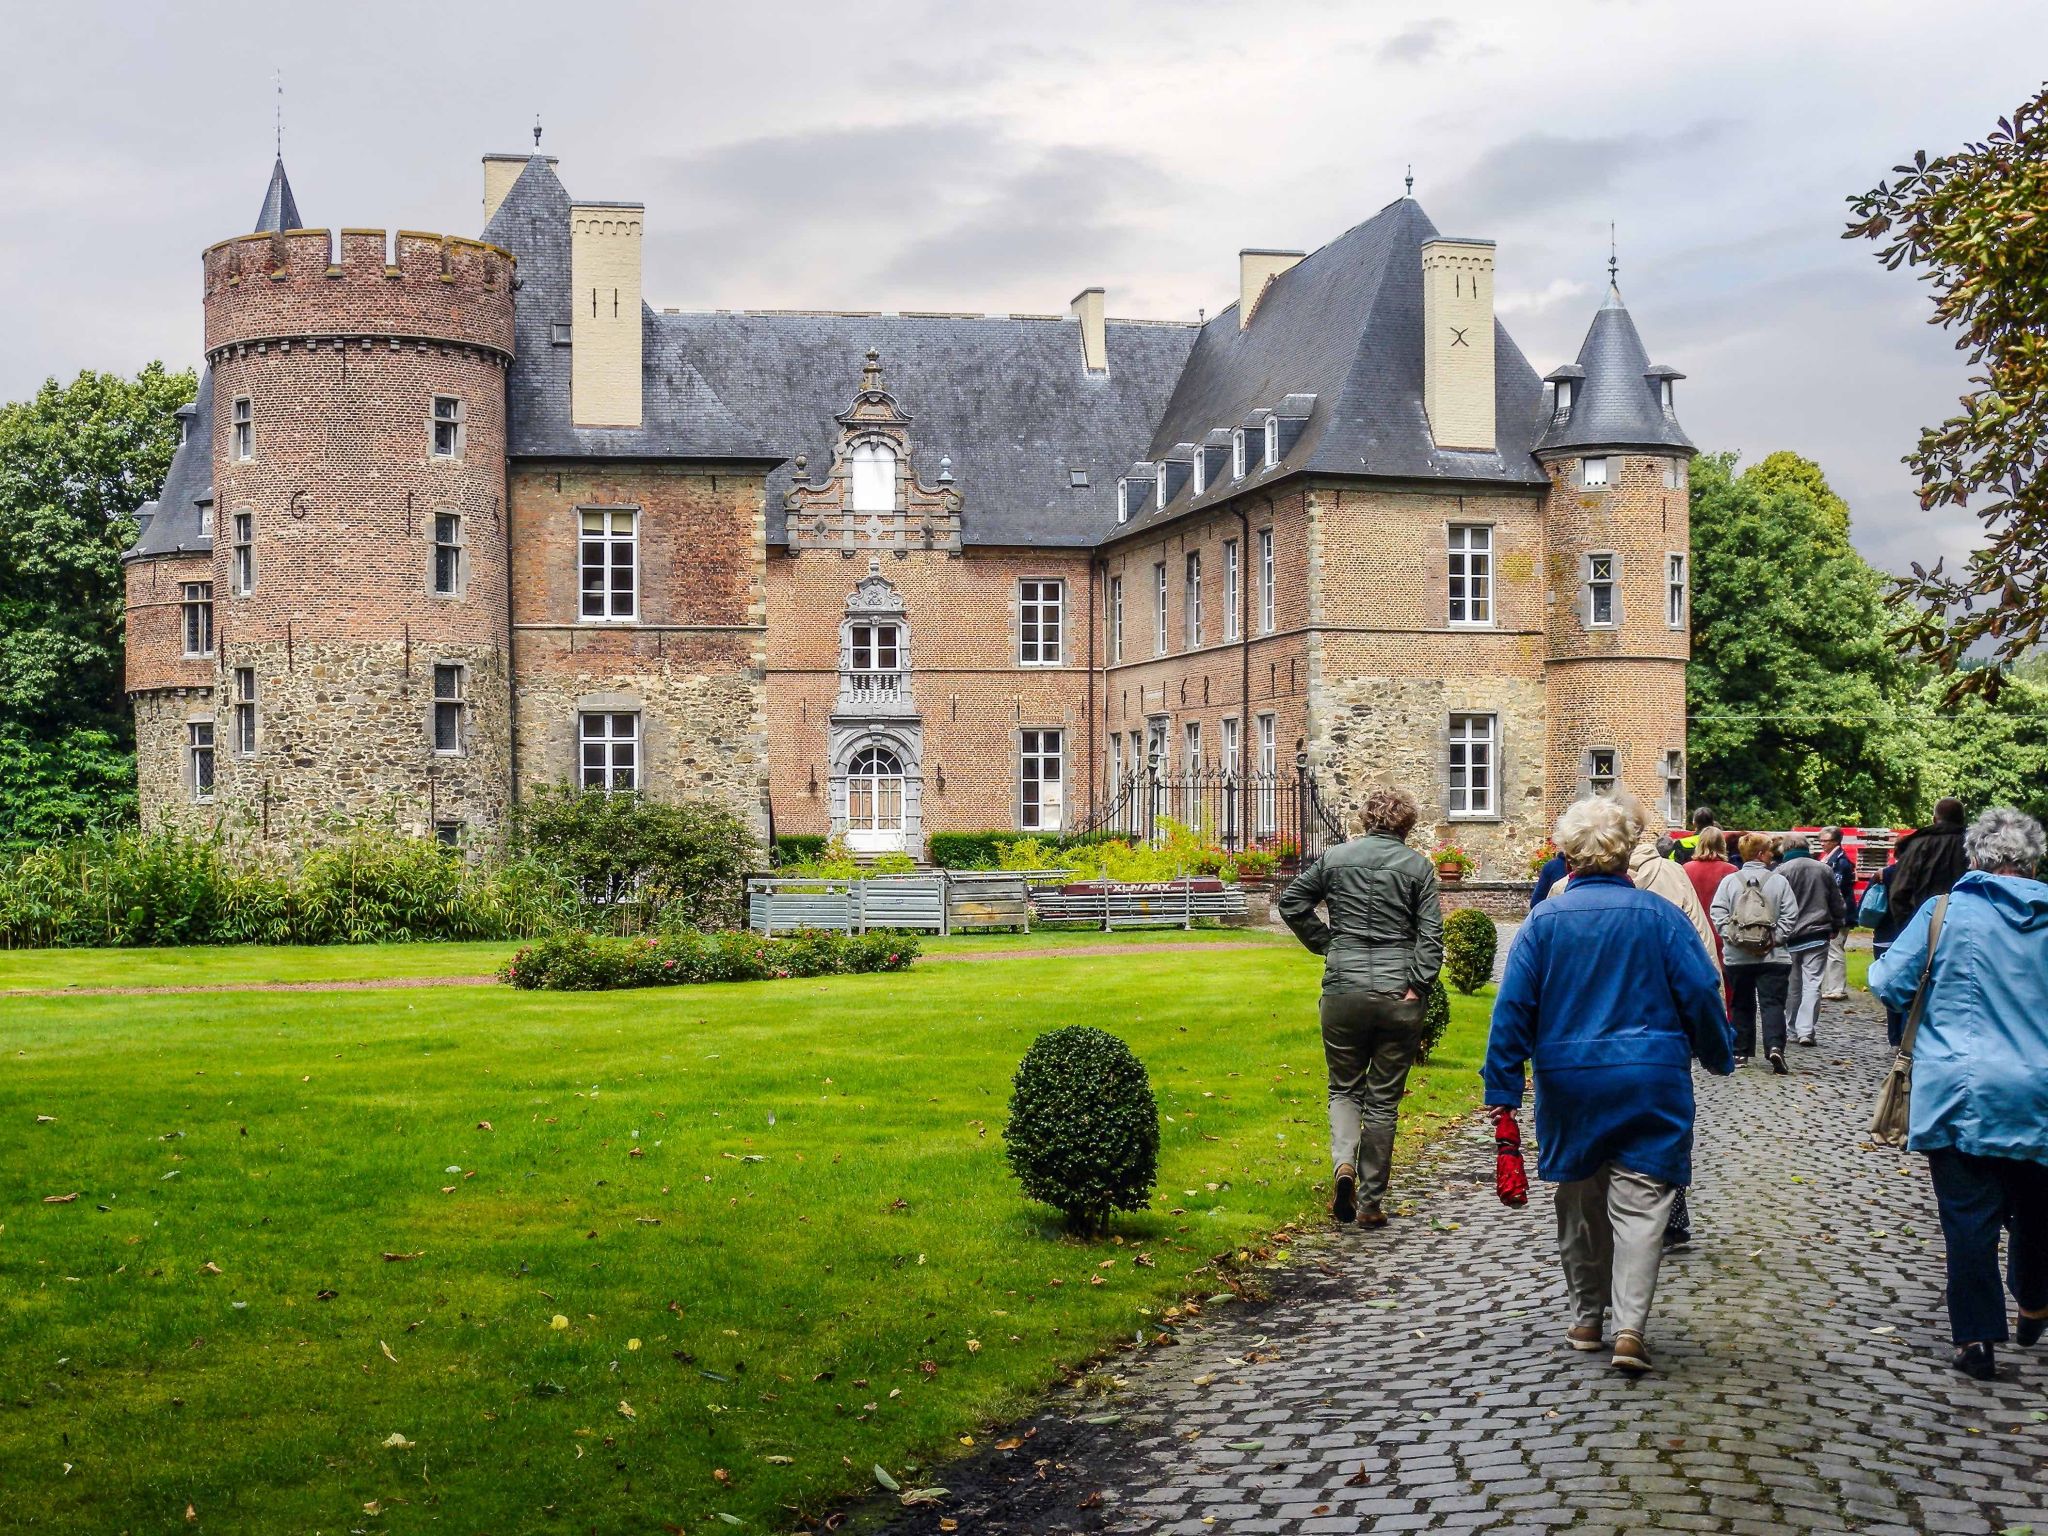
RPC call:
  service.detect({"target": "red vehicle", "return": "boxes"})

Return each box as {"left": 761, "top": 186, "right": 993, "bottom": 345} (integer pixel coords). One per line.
{"left": 1667, "top": 825, "right": 1906, "bottom": 904}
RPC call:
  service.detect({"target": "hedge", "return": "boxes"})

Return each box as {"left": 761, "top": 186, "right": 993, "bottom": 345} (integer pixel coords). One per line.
{"left": 927, "top": 831, "right": 1012, "bottom": 869}
{"left": 501, "top": 927, "right": 920, "bottom": 990}
{"left": 772, "top": 834, "right": 829, "bottom": 867}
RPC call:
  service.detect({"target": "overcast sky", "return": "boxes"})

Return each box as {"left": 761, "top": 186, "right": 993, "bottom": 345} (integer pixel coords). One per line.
{"left": 5, "top": 0, "right": 2042, "bottom": 576}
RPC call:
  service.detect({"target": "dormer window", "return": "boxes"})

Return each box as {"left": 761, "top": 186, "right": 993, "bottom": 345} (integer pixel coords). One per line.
{"left": 1263, "top": 416, "right": 1278, "bottom": 469}
{"left": 1116, "top": 477, "right": 1132, "bottom": 524}
{"left": 1191, "top": 451, "right": 1206, "bottom": 497}
{"left": 1155, "top": 471, "right": 1167, "bottom": 510}
{"left": 1660, "top": 378, "right": 1675, "bottom": 412}
{"left": 1555, "top": 379, "right": 1574, "bottom": 414}
{"left": 1231, "top": 429, "right": 1246, "bottom": 481}
{"left": 849, "top": 442, "right": 897, "bottom": 513}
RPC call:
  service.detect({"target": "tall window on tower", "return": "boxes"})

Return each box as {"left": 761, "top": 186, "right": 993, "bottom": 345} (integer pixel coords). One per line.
{"left": 1018, "top": 579, "right": 1063, "bottom": 666}
{"left": 1447, "top": 712, "right": 1497, "bottom": 817}
{"left": 1586, "top": 552, "right": 1617, "bottom": 628}
{"left": 1184, "top": 552, "right": 1202, "bottom": 647}
{"left": 1019, "top": 729, "right": 1065, "bottom": 832}
{"left": 233, "top": 668, "right": 257, "bottom": 756}
{"left": 1258, "top": 529, "right": 1276, "bottom": 633}
{"left": 431, "top": 665, "right": 466, "bottom": 756}
{"left": 231, "top": 397, "right": 252, "bottom": 461}
{"left": 432, "top": 513, "right": 465, "bottom": 597}
{"left": 188, "top": 720, "right": 215, "bottom": 802}
{"left": 181, "top": 582, "right": 213, "bottom": 657}
{"left": 1223, "top": 539, "right": 1240, "bottom": 641}
{"left": 579, "top": 508, "right": 637, "bottom": 621}
{"left": 1662, "top": 750, "right": 1686, "bottom": 825}
{"left": 579, "top": 712, "right": 639, "bottom": 793}
{"left": 231, "top": 512, "right": 255, "bottom": 595}
{"left": 1667, "top": 553, "right": 1688, "bottom": 629}
{"left": 1448, "top": 524, "right": 1493, "bottom": 626}
{"left": 849, "top": 442, "right": 897, "bottom": 513}
{"left": 429, "top": 396, "right": 465, "bottom": 459}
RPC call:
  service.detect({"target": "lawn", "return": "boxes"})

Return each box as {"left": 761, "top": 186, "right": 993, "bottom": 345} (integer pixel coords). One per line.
{"left": 0, "top": 937, "right": 1486, "bottom": 1534}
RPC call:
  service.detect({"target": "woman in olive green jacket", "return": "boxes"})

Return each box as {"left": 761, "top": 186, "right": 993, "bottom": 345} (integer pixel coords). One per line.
{"left": 1279, "top": 785, "right": 1444, "bottom": 1227}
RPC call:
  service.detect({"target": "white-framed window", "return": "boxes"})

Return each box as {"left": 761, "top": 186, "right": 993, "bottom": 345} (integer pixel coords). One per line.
{"left": 432, "top": 512, "right": 464, "bottom": 598}
{"left": 1019, "top": 728, "right": 1064, "bottom": 832}
{"left": 176, "top": 410, "right": 191, "bottom": 448}
{"left": 1154, "top": 562, "right": 1168, "bottom": 654}
{"left": 1255, "top": 712, "right": 1277, "bottom": 836}
{"left": 849, "top": 441, "right": 896, "bottom": 513}
{"left": 1231, "top": 428, "right": 1247, "bottom": 481}
{"left": 1108, "top": 574, "right": 1124, "bottom": 663}
{"left": 1448, "top": 524, "right": 1493, "bottom": 626}
{"left": 432, "top": 664, "right": 466, "bottom": 756}
{"left": 1587, "top": 552, "right": 1617, "bottom": 628}
{"left": 1263, "top": 415, "right": 1278, "bottom": 468}
{"left": 579, "top": 507, "right": 637, "bottom": 621}
{"left": 197, "top": 500, "right": 214, "bottom": 538}
{"left": 231, "top": 397, "right": 252, "bottom": 461}
{"left": 1223, "top": 538, "right": 1241, "bottom": 641}
{"left": 1554, "top": 379, "right": 1575, "bottom": 414}
{"left": 1116, "top": 478, "right": 1132, "bottom": 524}
{"left": 1183, "top": 720, "right": 1202, "bottom": 772}
{"left": 579, "top": 711, "right": 639, "bottom": 793}
{"left": 1585, "top": 746, "right": 1619, "bottom": 798}
{"left": 1191, "top": 450, "right": 1206, "bottom": 496}
{"left": 434, "top": 819, "right": 464, "bottom": 849}
{"left": 430, "top": 395, "right": 464, "bottom": 459}
{"left": 181, "top": 581, "right": 213, "bottom": 657}
{"left": 1019, "top": 579, "right": 1063, "bottom": 666}
{"left": 1220, "top": 716, "right": 1240, "bottom": 775}
{"left": 1258, "top": 528, "right": 1275, "bottom": 633}
{"left": 1660, "top": 378, "right": 1676, "bottom": 412}
{"left": 231, "top": 512, "right": 254, "bottom": 595}
{"left": 1662, "top": 750, "right": 1686, "bottom": 825}
{"left": 1108, "top": 731, "right": 1121, "bottom": 789}
{"left": 1667, "top": 553, "right": 1688, "bottom": 629}
{"left": 849, "top": 621, "right": 901, "bottom": 673}
{"left": 1184, "top": 552, "right": 1202, "bottom": 647}
{"left": 232, "top": 667, "right": 257, "bottom": 756}
{"left": 1447, "top": 712, "right": 1497, "bottom": 818}
{"left": 847, "top": 745, "right": 907, "bottom": 835}
{"left": 1155, "top": 469, "right": 1168, "bottom": 510}
{"left": 1582, "top": 456, "right": 1610, "bottom": 489}
{"left": 1221, "top": 715, "right": 1241, "bottom": 841}
{"left": 188, "top": 720, "right": 215, "bottom": 801}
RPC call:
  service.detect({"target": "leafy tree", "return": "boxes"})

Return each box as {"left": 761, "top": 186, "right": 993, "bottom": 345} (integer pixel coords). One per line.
{"left": 1687, "top": 452, "right": 1925, "bottom": 826}
{"left": 0, "top": 364, "right": 195, "bottom": 841}
{"left": 1845, "top": 86, "right": 2048, "bottom": 691}
{"left": 1916, "top": 671, "right": 2048, "bottom": 826}
{"left": 514, "top": 787, "right": 759, "bottom": 930}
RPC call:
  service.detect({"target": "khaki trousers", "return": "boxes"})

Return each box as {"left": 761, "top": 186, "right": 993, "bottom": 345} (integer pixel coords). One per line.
{"left": 1822, "top": 929, "right": 1849, "bottom": 997}
{"left": 1554, "top": 1162, "right": 1677, "bottom": 1339}
{"left": 1320, "top": 989, "right": 1426, "bottom": 1207}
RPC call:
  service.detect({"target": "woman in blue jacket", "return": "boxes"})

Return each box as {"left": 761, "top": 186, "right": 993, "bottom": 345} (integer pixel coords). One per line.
{"left": 1485, "top": 793, "right": 1734, "bottom": 1375}
{"left": 1871, "top": 807, "right": 2048, "bottom": 1381}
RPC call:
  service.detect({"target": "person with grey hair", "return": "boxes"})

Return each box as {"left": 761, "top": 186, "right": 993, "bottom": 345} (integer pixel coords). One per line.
{"left": 1777, "top": 832, "right": 1847, "bottom": 1048}
{"left": 1819, "top": 826, "right": 1858, "bottom": 999}
{"left": 1485, "top": 795, "right": 1734, "bottom": 1374}
{"left": 1280, "top": 784, "right": 1444, "bottom": 1230}
{"left": 1872, "top": 807, "right": 2048, "bottom": 1381}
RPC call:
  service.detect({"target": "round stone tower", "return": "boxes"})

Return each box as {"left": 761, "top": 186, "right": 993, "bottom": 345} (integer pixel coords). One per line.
{"left": 1536, "top": 278, "right": 1694, "bottom": 826}
{"left": 198, "top": 207, "right": 517, "bottom": 847}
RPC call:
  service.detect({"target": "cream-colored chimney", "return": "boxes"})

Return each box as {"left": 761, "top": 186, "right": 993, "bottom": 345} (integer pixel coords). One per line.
{"left": 1239, "top": 249, "right": 1304, "bottom": 328}
{"left": 482, "top": 154, "right": 536, "bottom": 225}
{"left": 570, "top": 202, "right": 645, "bottom": 429}
{"left": 1070, "top": 287, "right": 1107, "bottom": 373}
{"left": 1420, "top": 237, "right": 1496, "bottom": 451}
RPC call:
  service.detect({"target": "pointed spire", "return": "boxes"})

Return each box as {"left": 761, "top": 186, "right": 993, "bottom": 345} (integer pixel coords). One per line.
{"left": 1603, "top": 221, "right": 1624, "bottom": 307}
{"left": 253, "top": 156, "right": 303, "bottom": 233}
{"left": 1404, "top": 164, "right": 1415, "bottom": 197}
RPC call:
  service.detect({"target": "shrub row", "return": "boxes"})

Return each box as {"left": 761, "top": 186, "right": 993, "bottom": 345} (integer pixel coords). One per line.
{"left": 772, "top": 834, "right": 829, "bottom": 866}
{"left": 500, "top": 927, "right": 921, "bottom": 991}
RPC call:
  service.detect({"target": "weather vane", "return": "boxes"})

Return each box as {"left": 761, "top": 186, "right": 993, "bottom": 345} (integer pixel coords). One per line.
{"left": 274, "top": 70, "right": 283, "bottom": 157}
{"left": 1404, "top": 163, "right": 1414, "bottom": 197}
{"left": 1608, "top": 221, "right": 1619, "bottom": 283}
{"left": 534, "top": 114, "right": 543, "bottom": 150}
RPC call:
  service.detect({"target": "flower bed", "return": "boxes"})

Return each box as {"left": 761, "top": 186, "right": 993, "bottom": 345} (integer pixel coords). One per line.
{"left": 501, "top": 928, "right": 919, "bottom": 991}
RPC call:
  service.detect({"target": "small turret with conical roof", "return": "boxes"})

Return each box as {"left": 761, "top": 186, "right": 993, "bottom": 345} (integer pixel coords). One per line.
{"left": 252, "top": 156, "right": 302, "bottom": 233}
{"left": 1537, "top": 275, "right": 1692, "bottom": 457}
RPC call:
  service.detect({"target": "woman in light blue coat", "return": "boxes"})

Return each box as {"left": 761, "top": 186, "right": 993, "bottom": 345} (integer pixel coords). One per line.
{"left": 1871, "top": 807, "right": 2048, "bottom": 1381}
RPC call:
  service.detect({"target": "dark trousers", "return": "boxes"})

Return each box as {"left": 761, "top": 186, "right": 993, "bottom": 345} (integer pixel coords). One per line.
{"left": 1320, "top": 989, "right": 1426, "bottom": 1207}
{"left": 1926, "top": 1148, "right": 2048, "bottom": 1345}
{"left": 1727, "top": 964, "right": 1789, "bottom": 1058}
{"left": 1873, "top": 943, "right": 1906, "bottom": 1047}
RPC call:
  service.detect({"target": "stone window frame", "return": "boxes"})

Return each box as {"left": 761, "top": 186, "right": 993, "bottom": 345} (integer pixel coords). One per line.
{"left": 1115, "top": 478, "right": 1132, "bottom": 524}
{"left": 231, "top": 510, "right": 256, "bottom": 596}
{"left": 1153, "top": 561, "right": 1169, "bottom": 655}
{"left": 1581, "top": 745, "right": 1621, "bottom": 800}
{"left": 231, "top": 396, "right": 253, "bottom": 462}
{"left": 1257, "top": 528, "right": 1276, "bottom": 634}
{"left": 431, "top": 663, "right": 467, "bottom": 757}
{"left": 429, "top": 395, "right": 466, "bottom": 461}
{"left": 1263, "top": 415, "right": 1279, "bottom": 470}
{"left": 187, "top": 716, "right": 216, "bottom": 803}
{"left": 577, "top": 505, "right": 640, "bottom": 623}
{"left": 1661, "top": 749, "right": 1686, "bottom": 827}
{"left": 1231, "top": 428, "right": 1247, "bottom": 482}
{"left": 579, "top": 709, "right": 640, "bottom": 794}
{"left": 1017, "top": 577, "right": 1064, "bottom": 667}
{"left": 1183, "top": 551, "right": 1202, "bottom": 648}
{"left": 432, "top": 511, "right": 467, "bottom": 599}
{"left": 1254, "top": 711, "right": 1278, "bottom": 837}
{"left": 1222, "top": 538, "right": 1241, "bottom": 641}
{"left": 1584, "top": 551, "right": 1620, "bottom": 629}
{"left": 1580, "top": 456, "right": 1610, "bottom": 490}
{"left": 1191, "top": 448, "right": 1207, "bottom": 497}
{"left": 1661, "top": 458, "right": 1686, "bottom": 491}
{"left": 1666, "top": 551, "right": 1688, "bottom": 630}
{"left": 181, "top": 580, "right": 214, "bottom": 658}
{"left": 1107, "top": 574, "right": 1124, "bottom": 663}
{"left": 1017, "top": 726, "right": 1066, "bottom": 833}
{"left": 434, "top": 819, "right": 465, "bottom": 850}
{"left": 847, "top": 440, "right": 898, "bottom": 514}
{"left": 198, "top": 499, "right": 214, "bottom": 538}
{"left": 1444, "top": 711, "right": 1501, "bottom": 821}
{"left": 1447, "top": 522, "right": 1495, "bottom": 628}
{"left": 232, "top": 667, "right": 258, "bottom": 757}
{"left": 1182, "top": 719, "right": 1202, "bottom": 772}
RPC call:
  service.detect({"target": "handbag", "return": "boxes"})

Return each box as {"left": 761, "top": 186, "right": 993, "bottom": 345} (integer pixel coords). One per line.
{"left": 1869, "top": 894, "right": 1949, "bottom": 1147}
{"left": 1857, "top": 877, "right": 1889, "bottom": 927}
{"left": 1493, "top": 1106, "right": 1529, "bottom": 1207}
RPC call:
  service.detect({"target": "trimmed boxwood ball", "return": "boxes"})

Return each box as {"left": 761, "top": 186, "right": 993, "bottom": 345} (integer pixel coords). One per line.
{"left": 1419, "top": 974, "right": 1452, "bottom": 1062}
{"left": 1004, "top": 1025, "right": 1159, "bottom": 1233}
{"left": 1443, "top": 907, "right": 1499, "bottom": 995}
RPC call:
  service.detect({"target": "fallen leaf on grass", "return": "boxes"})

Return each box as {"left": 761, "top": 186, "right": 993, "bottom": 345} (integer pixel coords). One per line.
{"left": 965, "top": 1339, "right": 981, "bottom": 1353}
{"left": 315, "top": 1289, "right": 337, "bottom": 1302}
{"left": 43, "top": 1193, "right": 78, "bottom": 1204}
{"left": 618, "top": 1401, "right": 636, "bottom": 1420}
{"left": 381, "top": 1433, "right": 414, "bottom": 1449}
{"left": 762, "top": 1454, "right": 794, "bottom": 1464}
{"left": 34, "top": 1115, "right": 55, "bottom": 1124}
{"left": 872, "top": 1465, "right": 900, "bottom": 1492}
{"left": 1077, "top": 1491, "right": 1104, "bottom": 1510}
{"left": 198, "top": 1261, "right": 222, "bottom": 1276}
{"left": 477, "top": 1121, "right": 493, "bottom": 1131}
{"left": 550, "top": 1314, "right": 569, "bottom": 1330}
{"left": 381, "top": 1252, "right": 422, "bottom": 1263}
{"left": 995, "top": 1437, "right": 1023, "bottom": 1451}
{"left": 900, "top": 1487, "right": 949, "bottom": 1508}
{"left": 185, "top": 1506, "right": 197, "bottom": 1524}
{"left": 380, "top": 1340, "right": 398, "bottom": 1363}
{"left": 939, "top": 1521, "right": 958, "bottom": 1533}
{"left": 1345, "top": 1465, "right": 1373, "bottom": 1486}
{"left": 715, "top": 1517, "right": 744, "bottom": 1528}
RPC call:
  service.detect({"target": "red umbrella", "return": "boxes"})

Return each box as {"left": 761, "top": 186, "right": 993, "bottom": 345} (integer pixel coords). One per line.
{"left": 1494, "top": 1107, "right": 1528, "bottom": 1208}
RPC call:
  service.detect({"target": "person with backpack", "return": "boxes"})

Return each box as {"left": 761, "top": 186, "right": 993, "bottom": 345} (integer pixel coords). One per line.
{"left": 1671, "top": 806, "right": 1718, "bottom": 866}
{"left": 1777, "top": 834, "right": 1847, "bottom": 1048}
{"left": 1710, "top": 832, "right": 1798, "bottom": 1071}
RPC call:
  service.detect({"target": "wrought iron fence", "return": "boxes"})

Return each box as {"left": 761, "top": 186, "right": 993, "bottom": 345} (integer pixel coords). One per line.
{"left": 1073, "top": 762, "right": 1347, "bottom": 856}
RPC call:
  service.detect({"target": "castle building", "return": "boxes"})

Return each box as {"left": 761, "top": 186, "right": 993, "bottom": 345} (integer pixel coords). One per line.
{"left": 123, "top": 151, "right": 1694, "bottom": 875}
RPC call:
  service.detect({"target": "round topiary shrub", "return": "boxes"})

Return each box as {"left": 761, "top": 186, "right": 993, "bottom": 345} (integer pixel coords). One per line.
{"left": 1443, "top": 907, "right": 1499, "bottom": 995}
{"left": 1419, "top": 974, "right": 1452, "bottom": 1062}
{"left": 1004, "top": 1026, "right": 1159, "bottom": 1234}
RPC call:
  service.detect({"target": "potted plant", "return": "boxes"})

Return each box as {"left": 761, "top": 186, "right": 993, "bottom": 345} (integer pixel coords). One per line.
{"left": 1233, "top": 848, "right": 1279, "bottom": 886}
{"left": 1524, "top": 839, "right": 1558, "bottom": 879}
{"left": 1431, "top": 843, "right": 1476, "bottom": 882}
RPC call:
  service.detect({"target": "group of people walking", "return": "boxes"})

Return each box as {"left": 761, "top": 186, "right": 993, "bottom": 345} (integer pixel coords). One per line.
{"left": 1281, "top": 787, "right": 2048, "bottom": 1382}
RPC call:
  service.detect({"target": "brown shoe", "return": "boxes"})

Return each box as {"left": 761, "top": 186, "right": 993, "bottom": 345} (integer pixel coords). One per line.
{"left": 1610, "top": 1331, "right": 1652, "bottom": 1374}
{"left": 1566, "top": 1324, "right": 1604, "bottom": 1353}
{"left": 1332, "top": 1164, "right": 1357, "bottom": 1225}
{"left": 1356, "top": 1203, "right": 1388, "bottom": 1229}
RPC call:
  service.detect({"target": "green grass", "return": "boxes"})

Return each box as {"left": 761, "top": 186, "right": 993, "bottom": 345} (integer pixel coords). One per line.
{"left": 0, "top": 942, "right": 1489, "bottom": 1533}
{"left": 0, "top": 927, "right": 1289, "bottom": 992}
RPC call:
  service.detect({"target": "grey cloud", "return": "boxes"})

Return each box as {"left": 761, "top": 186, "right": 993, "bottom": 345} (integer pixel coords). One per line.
{"left": 1379, "top": 19, "right": 1454, "bottom": 63}
{"left": 1444, "top": 123, "right": 1731, "bottom": 220}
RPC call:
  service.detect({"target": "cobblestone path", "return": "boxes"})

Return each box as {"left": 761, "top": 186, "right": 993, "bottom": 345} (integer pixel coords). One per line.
{"left": 890, "top": 990, "right": 2048, "bottom": 1534}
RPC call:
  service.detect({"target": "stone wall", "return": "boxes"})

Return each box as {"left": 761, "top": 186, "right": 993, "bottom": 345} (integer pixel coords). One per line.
{"left": 133, "top": 688, "right": 222, "bottom": 838}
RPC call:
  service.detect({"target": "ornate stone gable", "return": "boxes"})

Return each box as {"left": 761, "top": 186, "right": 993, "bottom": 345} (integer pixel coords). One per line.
{"left": 783, "top": 350, "right": 964, "bottom": 554}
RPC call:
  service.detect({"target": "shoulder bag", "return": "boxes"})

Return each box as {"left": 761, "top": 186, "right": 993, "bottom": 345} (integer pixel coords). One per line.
{"left": 1869, "top": 894, "right": 1949, "bottom": 1147}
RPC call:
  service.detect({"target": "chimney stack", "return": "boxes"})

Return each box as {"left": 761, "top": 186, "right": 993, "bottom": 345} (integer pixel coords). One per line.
{"left": 1420, "top": 238, "right": 1496, "bottom": 451}
{"left": 1070, "top": 287, "right": 1107, "bottom": 373}
{"left": 1238, "top": 249, "right": 1304, "bottom": 328}
{"left": 481, "top": 154, "right": 541, "bottom": 224}
{"left": 570, "top": 202, "right": 645, "bottom": 429}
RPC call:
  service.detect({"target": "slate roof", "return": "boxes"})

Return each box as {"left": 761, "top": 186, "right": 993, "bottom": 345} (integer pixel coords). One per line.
{"left": 126, "top": 366, "right": 214, "bottom": 561}
{"left": 1112, "top": 196, "right": 1551, "bottom": 540}
{"left": 1534, "top": 283, "right": 1694, "bottom": 455}
{"left": 253, "top": 157, "right": 302, "bottom": 234}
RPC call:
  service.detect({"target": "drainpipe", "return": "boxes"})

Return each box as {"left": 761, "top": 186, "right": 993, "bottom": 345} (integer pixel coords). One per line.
{"left": 1085, "top": 554, "right": 1099, "bottom": 827}
{"left": 1235, "top": 501, "right": 1254, "bottom": 847}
